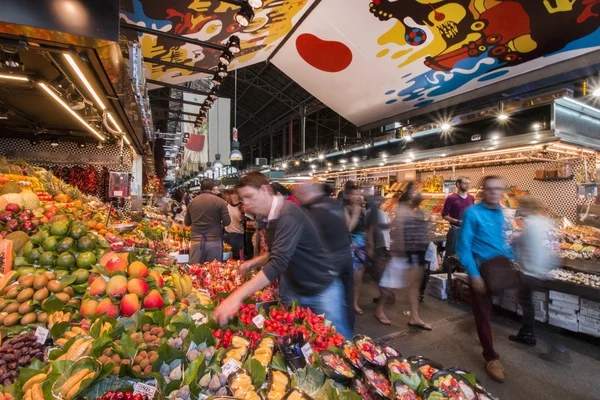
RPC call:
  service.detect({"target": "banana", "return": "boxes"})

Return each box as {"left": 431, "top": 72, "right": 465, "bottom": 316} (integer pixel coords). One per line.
{"left": 23, "top": 389, "right": 32, "bottom": 400}
{"left": 65, "top": 371, "right": 94, "bottom": 400}
{"left": 172, "top": 273, "right": 182, "bottom": 296}
{"left": 64, "top": 330, "right": 78, "bottom": 340}
{"left": 22, "top": 373, "right": 47, "bottom": 393}
{"left": 60, "top": 368, "right": 90, "bottom": 397}
{"left": 182, "top": 275, "right": 193, "bottom": 296}
{"left": 31, "top": 383, "right": 43, "bottom": 400}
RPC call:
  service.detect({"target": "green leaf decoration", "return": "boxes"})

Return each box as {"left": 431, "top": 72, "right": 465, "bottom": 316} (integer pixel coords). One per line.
{"left": 50, "top": 321, "right": 71, "bottom": 340}
{"left": 58, "top": 274, "right": 77, "bottom": 287}
{"left": 271, "top": 353, "right": 287, "bottom": 373}
{"left": 90, "top": 333, "right": 113, "bottom": 357}
{"left": 183, "top": 355, "right": 205, "bottom": 386}
{"left": 243, "top": 358, "right": 267, "bottom": 390}
{"left": 42, "top": 295, "right": 66, "bottom": 314}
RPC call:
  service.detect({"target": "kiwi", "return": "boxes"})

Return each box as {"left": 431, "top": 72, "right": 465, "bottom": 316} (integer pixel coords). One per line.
{"left": 3, "top": 312, "right": 19, "bottom": 327}
{"left": 18, "top": 302, "right": 33, "bottom": 315}
{"left": 20, "top": 312, "right": 37, "bottom": 325}
{"left": 37, "top": 312, "right": 48, "bottom": 323}
{"left": 63, "top": 287, "right": 75, "bottom": 297}
{"left": 0, "top": 313, "right": 6, "bottom": 325}
{"left": 55, "top": 292, "right": 70, "bottom": 302}
{"left": 18, "top": 274, "right": 34, "bottom": 288}
{"left": 5, "top": 287, "right": 18, "bottom": 299}
{"left": 16, "top": 288, "right": 34, "bottom": 303}
{"left": 44, "top": 271, "right": 56, "bottom": 281}
{"left": 67, "top": 298, "right": 80, "bottom": 307}
{"left": 47, "top": 280, "right": 63, "bottom": 293}
{"left": 0, "top": 298, "right": 6, "bottom": 311}
{"left": 33, "top": 274, "right": 49, "bottom": 290}
{"left": 4, "top": 302, "right": 20, "bottom": 314}
{"left": 2, "top": 283, "right": 18, "bottom": 295}
{"left": 33, "top": 287, "right": 50, "bottom": 302}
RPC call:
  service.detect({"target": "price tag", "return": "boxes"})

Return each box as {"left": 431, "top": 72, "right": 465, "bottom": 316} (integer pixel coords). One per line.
{"left": 221, "top": 358, "right": 241, "bottom": 378}
{"left": 133, "top": 382, "right": 158, "bottom": 398}
{"left": 301, "top": 343, "right": 313, "bottom": 363}
{"left": 35, "top": 327, "right": 49, "bottom": 344}
{"left": 199, "top": 289, "right": 211, "bottom": 298}
{"left": 252, "top": 314, "right": 265, "bottom": 329}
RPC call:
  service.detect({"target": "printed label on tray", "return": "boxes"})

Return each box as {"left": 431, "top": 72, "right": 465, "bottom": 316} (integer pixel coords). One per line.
{"left": 252, "top": 314, "right": 265, "bottom": 329}
{"left": 35, "top": 327, "right": 49, "bottom": 344}
{"left": 222, "top": 358, "right": 241, "bottom": 377}
{"left": 199, "top": 289, "right": 211, "bottom": 298}
{"left": 133, "top": 382, "right": 158, "bottom": 398}
{"left": 301, "top": 343, "right": 313, "bottom": 362}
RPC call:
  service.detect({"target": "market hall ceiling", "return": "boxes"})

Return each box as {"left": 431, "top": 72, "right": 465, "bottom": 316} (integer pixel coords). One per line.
{"left": 122, "top": 1, "right": 600, "bottom": 128}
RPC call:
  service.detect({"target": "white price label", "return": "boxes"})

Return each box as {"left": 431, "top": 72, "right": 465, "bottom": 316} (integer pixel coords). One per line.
{"left": 133, "top": 382, "right": 158, "bottom": 398}
{"left": 252, "top": 314, "right": 265, "bottom": 329}
{"left": 301, "top": 343, "right": 313, "bottom": 362}
{"left": 199, "top": 289, "right": 211, "bottom": 298}
{"left": 221, "top": 358, "right": 241, "bottom": 378}
{"left": 35, "top": 327, "right": 49, "bottom": 344}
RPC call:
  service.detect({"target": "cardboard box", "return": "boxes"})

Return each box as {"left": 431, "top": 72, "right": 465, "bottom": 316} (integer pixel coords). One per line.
{"left": 427, "top": 290, "right": 448, "bottom": 300}
{"left": 532, "top": 291, "right": 548, "bottom": 302}
{"left": 581, "top": 298, "right": 600, "bottom": 310}
{"left": 549, "top": 311, "right": 578, "bottom": 323}
{"left": 501, "top": 300, "right": 518, "bottom": 312}
{"left": 549, "top": 316, "right": 579, "bottom": 332}
{"left": 578, "top": 323, "right": 600, "bottom": 337}
{"left": 549, "top": 290, "right": 580, "bottom": 304}
{"left": 580, "top": 306, "right": 600, "bottom": 319}
{"left": 548, "top": 303, "right": 578, "bottom": 315}
{"left": 579, "top": 314, "right": 600, "bottom": 328}
{"left": 550, "top": 299, "right": 580, "bottom": 311}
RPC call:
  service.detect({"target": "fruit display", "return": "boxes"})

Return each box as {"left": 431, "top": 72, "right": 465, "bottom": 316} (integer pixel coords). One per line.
{"left": 228, "top": 369, "right": 261, "bottom": 400}
{"left": 549, "top": 268, "right": 600, "bottom": 288}
{"left": 96, "top": 392, "right": 149, "bottom": 400}
{"left": 355, "top": 334, "right": 387, "bottom": 367}
{"left": 319, "top": 350, "right": 355, "bottom": 382}
{"left": 0, "top": 331, "right": 44, "bottom": 385}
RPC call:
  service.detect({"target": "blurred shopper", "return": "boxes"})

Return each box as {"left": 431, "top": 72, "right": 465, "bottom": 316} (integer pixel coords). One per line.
{"left": 294, "top": 182, "right": 354, "bottom": 330}
{"left": 441, "top": 178, "right": 474, "bottom": 292}
{"left": 224, "top": 190, "right": 245, "bottom": 260}
{"left": 457, "top": 176, "right": 514, "bottom": 383}
{"left": 185, "top": 179, "right": 231, "bottom": 264}
{"left": 366, "top": 196, "right": 393, "bottom": 324}
{"left": 214, "top": 172, "right": 352, "bottom": 338}
{"left": 170, "top": 189, "right": 186, "bottom": 224}
{"left": 344, "top": 184, "right": 368, "bottom": 315}
{"left": 380, "top": 185, "right": 432, "bottom": 329}
{"left": 271, "top": 182, "right": 300, "bottom": 206}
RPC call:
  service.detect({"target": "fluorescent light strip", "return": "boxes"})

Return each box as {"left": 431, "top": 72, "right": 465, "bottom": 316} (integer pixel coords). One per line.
{"left": 107, "top": 112, "right": 123, "bottom": 132}
{"left": 63, "top": 53, "right": 106, "bottom": 109}
{"left": 38, "top": 82, "right": 104, "bottom": 141}
{"left": 0, "top": 73, "right": 29, "bottom": 81}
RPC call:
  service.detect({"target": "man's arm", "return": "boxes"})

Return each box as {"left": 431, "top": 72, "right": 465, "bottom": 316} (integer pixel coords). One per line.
{"left": 456, "top": 208, "right": 480, "bottom": 278}
{"left": 238, "top": 253, "right": 269, "bottom": 274}
{"left": 184, "top": 207, "right": 191, "bottom": 227}
{"left": 261, "top": 215, "right": 302, "bottom": 281}
{"left": 220, "top": 199, "right": 231, "bottom": 227}
{"left": 214, "top": 270, "right": 271, "bottom": 325}
{"left": 441, "top": 197, "right": 460, "bottom": 225}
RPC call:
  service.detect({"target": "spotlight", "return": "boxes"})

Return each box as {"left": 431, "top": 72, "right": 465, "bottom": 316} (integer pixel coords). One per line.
{"left": 213, "top": 154, "right": 224, "bottom": 169}
{"left": 310, "top": 164, "right": 316, "bottom": 169}
{"left": 594, "top": 88, "right": 600, "bottom": 97}
{"left": 202, "top": 103, "right": 211, "bottom": 111}
{"left": 404, "top": 133, "right": 413, "bottom": 142}
{"left": 342, "top": 149, "right": 347, "bottom": 153}
{"left": 282, "top": 162, "right": 288, "bottom": 169}
{"left": 235, "top": 3, "right": 255, "bottom": 27}
{"left": 327, "top": 162, "right": 332, "bottom": 166}
{"left": 294, "top": 160, "right": 300, "bottom": 166}
{"left": 318, "top": 154, "right": 325, "bottom": 160}
{"left": 97, "top": 142, "right": 104, "bottom": 149}
{"left": 498, "top": 114, "right": 509, "bottom": 121}
{"left": 1, "top": 47, "right": 23, "bottom": 69}
{"left": 532, "top": 123, "right": 541, "bottom": 130}
{"left": 217, "top": 62, "right": 228, "bottom": 78}
{"left": 340, "top": 159, "right": 347, "bottom": 164}
{"left": 379, "top": 163, "right": 384, "bottom": 166}
{"left": 441, "top": 123, "right": 451, "bottom": 131}
{"left": 248, "top": 0, "right": 263, "bottom": 8}
{"left": 209, "top": 88, "right": 220, "bottom": 100}
{"left": 219, "top": 50, "right": 234, "bottom": 66}
{"left": 382, "top": 152, "right": 387, "bottom": 158}
{"left": 352, "top": 157, "right": 358, "bottom": 162}
{"left": 205, "top": 97, "right": 214, "bottom": 105}
{"left": 227, "top": 36, "right": 241, "bottom": 54}
{"left": 78, "top": 142, "right": 85, "bottom": 148}
{"left": 50, "top": 140, "right": 59, "bottom": 147}
{"left": 212, "top": 75, "right": 223, "bottom": 86}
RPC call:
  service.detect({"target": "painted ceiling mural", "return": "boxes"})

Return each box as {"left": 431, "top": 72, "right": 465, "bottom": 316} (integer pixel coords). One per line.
{"left": 119, "top": 0, "right": 314, "bottom": 85}
{"left": 272, "top": 0, "right": 600, "bottom": 126}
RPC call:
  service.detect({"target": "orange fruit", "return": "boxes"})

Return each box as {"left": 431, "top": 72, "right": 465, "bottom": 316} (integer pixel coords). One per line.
{"left": 99, "top": 229, "right": 108, "bottom": 235}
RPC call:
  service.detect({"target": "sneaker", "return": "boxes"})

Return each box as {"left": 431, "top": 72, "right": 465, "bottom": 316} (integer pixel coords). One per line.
{"left": 485, "top": 360, "right": 505, "bottom": 383}
{"left": 509, "top": 332, "right": 537, "bottom": 346}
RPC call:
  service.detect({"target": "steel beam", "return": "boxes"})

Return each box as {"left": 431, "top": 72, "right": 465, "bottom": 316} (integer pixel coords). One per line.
{"left": 141, "top": 56, "right": 214, "bottom": 75}
{"left": 120, "top": 22, "right": 227, "bottom": 52}
{"left": 150, "top": 96, "right": 205, "bottom": 106}
{"left": 147, "top": 79, "right": 212, "bottom": 96}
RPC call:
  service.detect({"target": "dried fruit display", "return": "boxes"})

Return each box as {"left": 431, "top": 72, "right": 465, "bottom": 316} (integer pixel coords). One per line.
{"left": 0, "top": 331, "right": 44, "bottom": 385}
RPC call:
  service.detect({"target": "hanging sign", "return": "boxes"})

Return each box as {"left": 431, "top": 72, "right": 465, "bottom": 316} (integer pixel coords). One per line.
{"left": 109, "top": 172, "right": 130, "bottom": 198}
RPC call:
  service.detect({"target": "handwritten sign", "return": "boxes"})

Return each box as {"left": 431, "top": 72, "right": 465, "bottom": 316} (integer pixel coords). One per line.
{"left": 133, "top": 382, "right": 158, "bottom": 398}
{"left": 35, "top": 327, "right": 49, "bottom": 344}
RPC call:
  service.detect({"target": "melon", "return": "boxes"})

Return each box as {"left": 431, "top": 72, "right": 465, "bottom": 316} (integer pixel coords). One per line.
{"left": 0, "top": 194, "right": 23, "bottom": 208}
{"left": 8, "top": 164, "right": 20, "bottom": 174}
{"left": 5, "top": 231, "right": 29, "bottom": 254}
{"left": 1, "top": 181, "right": 21, "bottom": 195}
{"left": 0, "top": 156, "right": 8, "bottom": 173}
{"left": 20, "top": 192, "right": 39, "bottom": 210}
{"left": 0, "top": 239, "right": 14, "bottom": 274}
{"left": 0, "top": 196, "right": 7, "bottom": 211}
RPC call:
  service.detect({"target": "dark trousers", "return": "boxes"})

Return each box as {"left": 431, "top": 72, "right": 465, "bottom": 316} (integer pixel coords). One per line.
{"left": 224, "top": 232, "right": 245, "bottom": 260}
{"left": 442, "top": 226, "right": 459, "bottom": 273}
{"left": 470, "top": 287, "right": 499, "bottom": 362}
{"left": 371, "top": 247, "right": 395, "bottom": 304}
{"left": 519, "top": 276, "right": 543, "bottom": 335}
{"left": 337, "top": 251, "right": 355, "bottom": 329}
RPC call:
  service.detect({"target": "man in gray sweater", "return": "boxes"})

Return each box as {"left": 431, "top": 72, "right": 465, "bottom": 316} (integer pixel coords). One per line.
{"left": 214, "top": 172, "right": 352, "bottom": 338}
{"left": 185, "top": 179, "right": 231, "bottom": 264}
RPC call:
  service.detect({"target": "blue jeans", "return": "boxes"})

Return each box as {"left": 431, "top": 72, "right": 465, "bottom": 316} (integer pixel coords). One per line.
{"left": 283, "top": 279, "right": 353, "bottom": 339}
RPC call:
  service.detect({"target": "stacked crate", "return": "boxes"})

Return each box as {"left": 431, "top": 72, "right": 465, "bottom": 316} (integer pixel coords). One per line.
{"left": 579, "top": 299, "right": 600, "bottom": 337}
{"left": 548, "top": 290, "right": 580, "bottom": 332}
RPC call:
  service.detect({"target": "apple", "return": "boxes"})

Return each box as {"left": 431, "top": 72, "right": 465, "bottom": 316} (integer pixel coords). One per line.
{"left": 5, "top": 204, "right": 20, "bottom": 213}
{"left": 44, "top": 204, "right": 58, "bottom": 213}
{"left": 0, "top": 212, "right": 13, "bottom": 222}
{"left": 5, "top": 219, "right": 19, "bottom": 230}
{"left": 21, "top": 220, "right": 36, "bottom": 232}
{"left": 44, "top": 212, "right": 55, "bottom": 220}
{"left": 18, "top": 212, "right": 30, "bottom": 221}
{"left": 0, "top": 231, "right": 8, "bottom": 239}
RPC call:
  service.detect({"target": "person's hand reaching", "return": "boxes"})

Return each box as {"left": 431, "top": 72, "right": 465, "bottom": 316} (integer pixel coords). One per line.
{"left": 214, "top": 295, "right": 242, "bottom": 326}
{"left": 238, "top": 261, "right": 253, "bottom": 275}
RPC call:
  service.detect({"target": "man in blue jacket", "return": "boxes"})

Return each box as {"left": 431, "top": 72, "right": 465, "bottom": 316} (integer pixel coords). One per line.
{"left": 457, "top": 176, "right": 513, "bottom": 383}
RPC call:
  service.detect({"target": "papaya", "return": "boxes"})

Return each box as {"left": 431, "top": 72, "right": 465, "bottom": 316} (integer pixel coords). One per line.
{"left": 0, "top": 240, "right": 13, "bottom": 274}
{"left": 0, "top": 270, "right": 18, "bottom": 292}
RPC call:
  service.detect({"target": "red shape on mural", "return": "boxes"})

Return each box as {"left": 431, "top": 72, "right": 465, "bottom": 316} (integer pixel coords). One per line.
{"left": 296, "top": 33, "right": 352, "bottom": 73}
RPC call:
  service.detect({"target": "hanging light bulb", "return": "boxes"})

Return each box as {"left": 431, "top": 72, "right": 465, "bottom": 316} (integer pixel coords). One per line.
{"left": 219, "top": 50, "right": 234, "bottom": 66}
{"left": 248, "top": 0, "right": 263, "bottom": 8}
{"left": 235, "top": 3, "right": 255, "bottom": 27}
{"left": 205, "top": 161, "right": 214, "bottom": 175}
{"left": 229, "top": 127, "right": 243, "bottom": 161}
{"left": 205, "top": 97, "right": 214, "bottom": 106}
{"left": 213, "top": 153, "right": 224, "bottom": 169}
{"left": 217, "top": 62, "right": 228, "bottom": 78}
{"left": 212, "top": 75, "right": 223, "bottom": 86}
{"left": 227, "top": 35, "right": 241, "bottom": 54}
{"left": 209, "top": 88, "right": 220, "bottom": 100}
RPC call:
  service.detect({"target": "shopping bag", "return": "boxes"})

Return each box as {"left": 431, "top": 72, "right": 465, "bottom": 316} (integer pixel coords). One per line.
{"left": 379, "top": 257, "right": 411, "bottom": 289}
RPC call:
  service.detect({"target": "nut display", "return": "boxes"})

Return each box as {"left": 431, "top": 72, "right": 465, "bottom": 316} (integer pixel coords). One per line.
{"left": 0, "top": 331, "right": 44, "bottom": 385}
{"left": 132, "top": 350, "right": 158, "bottom": 376}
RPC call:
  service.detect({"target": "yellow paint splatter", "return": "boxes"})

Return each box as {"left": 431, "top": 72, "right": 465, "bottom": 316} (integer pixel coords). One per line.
{"left": 392, "top": 49, "right": 411, "bottom": 59}
{"left": 377, "top": 48, "right": 390, "bottom": 58}
{"left": 378, "top": 21, "right": 407, "bottom": 47}
{"left": 188, "top": 0, "right": 212, "bottom": 13}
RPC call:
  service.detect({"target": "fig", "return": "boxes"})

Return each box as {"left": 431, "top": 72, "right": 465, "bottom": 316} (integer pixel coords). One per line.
{"left": 199, "top": 373, "right": 211, "bottom": 388}
{"left": 208, "top": 374, "right": 221, "bottom": 392}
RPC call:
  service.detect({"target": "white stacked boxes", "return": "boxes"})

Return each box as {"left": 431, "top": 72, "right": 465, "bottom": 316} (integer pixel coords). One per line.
{"left": 427, "top": 274, "right": 448, "bottom": 300}
{"left": 548, "top": 290, "right": 579, "bottom": 332}
{"left": 516, "top": 290, "right": 548, "bottom": 322}
{"left": 579, "top": 299, "right": 600, "bottom": 337}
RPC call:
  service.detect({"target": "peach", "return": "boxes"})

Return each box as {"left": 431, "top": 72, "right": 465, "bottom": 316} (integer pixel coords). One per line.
{"left": 162, "top": 287, "right": 176, "bottom": 305}
{"left": 105, "top": 257, "right": 127, "bottom": 276}
{"left": 120, "top": 293, "right": 141, "bottom": 317}
{"left": 99, "top": 251, "right": 119, "bottom": 267}
{"left": 106, "top": 275, "right": 127, "bottom": 298}
{"left": 88, "top": 272, "right": 100, "bottom": 285}
{"left": 96, "top": 298, "right": 119, "bottom": 318}
{"left": 127, "top": 261, "right": 149, "bottom": 278}
{"left": 127, "top": 278, "right": 149, "bottom": 297}
{"left": 164, "top": 305, "right": 178, "bottom": 316}
{"left": 148, "top": 270, "right": 164, "bottom": 287}
{"left": 143, "top": 289, "right": 164, "bottom": 309}
{"left": 90, "top": 276, "right": 107, "bottom": 296}
{"left": 80, "top": 299, "right": 99, "bottom": 318}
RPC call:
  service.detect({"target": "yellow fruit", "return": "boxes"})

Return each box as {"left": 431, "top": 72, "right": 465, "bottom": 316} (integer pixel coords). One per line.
{"left": 31, "top": 383, "right": 44, "bottom": 400}
{"left": 60, "top": 368, "right": 90, "bottom": 397}
{"left": 22, "top": 373, "right": 47, "bottom": 392}
{"left": 20, "top": 312, "right": 37, "bottom": 325}
{"left": 3, "top": 312, "right": 18, "bottom": 327}
{"left": 33, "top": 275, "right": 48, "bottom": 290}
